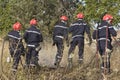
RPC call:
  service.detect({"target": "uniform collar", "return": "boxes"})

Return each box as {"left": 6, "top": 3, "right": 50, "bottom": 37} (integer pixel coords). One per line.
{"left": 104, "top": 20, "right": 111, "bottom": 25}
{"left": 61, "top": 20, "right": 67, "bottom": 25}
{"left": 17, "top": 30, "right": 20, "bottom": 32}
{"left": 13, "top": 30, "right": 20, "bottom": 32}
{"left": 78, "top": 19, "right": 83, "bottom": 20}
{"left": 31, "top": 25, "right": 36, "bottom": 28}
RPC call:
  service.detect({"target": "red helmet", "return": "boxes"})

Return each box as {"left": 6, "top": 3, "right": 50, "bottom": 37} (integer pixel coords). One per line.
{"left": 77, "top": 13, "right": 84, "bottom": 19}
{"left": 60, "top": 16, "right": 68, "bottom": 21}
{"left": 103, "top": 14, "right": 113, "bottom": 21}
{"left": 30, "top": 19, "right": 37, "bottom": 25}
{"left": 13, "top": 22, "right": 21, "bottom": 31}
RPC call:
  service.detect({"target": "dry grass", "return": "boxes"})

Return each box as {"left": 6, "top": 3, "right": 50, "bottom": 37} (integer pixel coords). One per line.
{"left": 0, "top": 40, "right": 120, "bottom": 80}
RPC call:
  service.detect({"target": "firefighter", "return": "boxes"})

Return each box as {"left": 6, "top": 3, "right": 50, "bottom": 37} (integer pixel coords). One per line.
{"left": 8, "top": 22, "right": 25, "bottom": 72}
{"left": 53, "top": 15, "right": 69, "bottom": 67}
{"left": 68, "top": 13, "right": 92, "bottom": 68}
{"left": 24, "top": 19, "right": 43, "bottom": 67}
{"left": 92, "top": 14, "right": 117, "bottom": 74}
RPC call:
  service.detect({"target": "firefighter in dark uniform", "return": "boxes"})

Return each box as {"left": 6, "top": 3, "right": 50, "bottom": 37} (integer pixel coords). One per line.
{"left": 24, "top": 19, "right": 43, "bottom": 67}
{"left": 53, "top": 16, "right": 69, "bottom": 67}
{"left": 8, "top": 22, "right": 24, "bottom": 72}
{"left": 92, "top": 14, "right": 117, "bottom": 73}
{"left": 68, "top": 13, "right": 92, "bottom": 68}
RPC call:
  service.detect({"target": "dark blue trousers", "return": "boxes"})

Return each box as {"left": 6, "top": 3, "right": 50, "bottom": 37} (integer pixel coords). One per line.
{"left": 26, "top": 47, "right": 38, "bottom": 65}
{"left": 54, "top": 38, "right": 64, "bottom": 64}
{"left": 68, "top": 38, "right": 84, "bottom": 60}
{"left": 9, "top": 47, "right": 22, "bottom": 69}
{"left": 98, "top": 40, "right": 112, "bottom": 72}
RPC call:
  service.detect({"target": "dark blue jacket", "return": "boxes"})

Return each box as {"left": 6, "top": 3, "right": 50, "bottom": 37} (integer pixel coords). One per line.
{"left": 8, "top": 30, "right": 23, "bottom": 49}
{"left": 8, "top": 30, "right": 22, "bottom": 43}
{"left": 69, "top": 19, "right": 91, "bottom": 39}
{"left": 24, "top": 26, "right": 43, "bottom": 47}
{"left": 53, "top": 21, "right": 68, "bottom": 41}
{"left": 92, "top": 21, "right": 117, "bottom": 41}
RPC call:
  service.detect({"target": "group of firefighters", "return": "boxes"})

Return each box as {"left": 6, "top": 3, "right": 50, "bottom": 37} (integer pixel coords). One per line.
{"left": 6, "top": 12, "right": 118, "bottom": 74}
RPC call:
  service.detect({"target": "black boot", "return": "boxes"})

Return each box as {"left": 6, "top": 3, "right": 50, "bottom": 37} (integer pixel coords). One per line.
{"left": 106, "top": 61, "right": 111, "bottom": 74}
{"left": 23, "top": 63, "right": 29, "bottom": 70}
{"left": 12, "top": 59, "right": 18, "bottom": 72}
{"left": 54, "top": 59, "right": 60, "bottom": 68}
{"left": 78, "top": 59, "right": 83, "bottom": 64}
{"left": 54, "top": 62, "right": 59, "bottom": 68}
{"left": 100, "top": 61, "right": 104, "bottom": 73}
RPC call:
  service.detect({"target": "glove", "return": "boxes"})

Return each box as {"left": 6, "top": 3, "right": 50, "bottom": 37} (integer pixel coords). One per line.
{"left": 36, "top": 45, "right": 41, "bottom": 52}
{"left": 106, "top": 48, "right": 112, "bottom": 54}
{"left": 52, "top": 42, "right": 55, "bottom": 46}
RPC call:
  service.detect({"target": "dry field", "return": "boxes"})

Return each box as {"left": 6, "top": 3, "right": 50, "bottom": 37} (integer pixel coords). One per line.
{"left": 0, "top": 38, "right": 120, "bottom": 80}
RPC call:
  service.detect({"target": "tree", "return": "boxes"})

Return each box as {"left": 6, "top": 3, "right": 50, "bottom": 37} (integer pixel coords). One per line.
{"left": 0, "top": 0, "right": 120, "bottom": 36}
{"left": 0, "top": 0, "right": 14, "bottom": 35}
{"left": 75, "top": 0, "right": 120, "bottom": 25}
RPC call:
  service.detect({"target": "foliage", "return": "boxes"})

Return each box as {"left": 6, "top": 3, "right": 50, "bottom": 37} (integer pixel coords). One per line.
{"left": 75, "top": 0, "right": 120, "bottom": 24}
{"left": 0, "top": 0, "right": 120, "bottom": 36}
{"left": 0, "top": 0, "right": 13, "bottom": 35}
